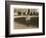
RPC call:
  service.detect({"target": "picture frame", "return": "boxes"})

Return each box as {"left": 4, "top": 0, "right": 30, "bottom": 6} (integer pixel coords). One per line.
{"left": 5, "top": 1, "right": 45, "bottom": 37}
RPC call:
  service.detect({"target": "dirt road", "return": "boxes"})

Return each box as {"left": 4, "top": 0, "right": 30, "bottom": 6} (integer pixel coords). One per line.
{"left": 14, "top": 22, "right": 33, "bottom": 29}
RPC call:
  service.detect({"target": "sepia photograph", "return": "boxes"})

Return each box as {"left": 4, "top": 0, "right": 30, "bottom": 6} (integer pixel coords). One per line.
{"left": 10, "top": 4, "right": 43, "bottom": 34}
{"left": 14, "top": 8, "right": 39, "bottom": 29}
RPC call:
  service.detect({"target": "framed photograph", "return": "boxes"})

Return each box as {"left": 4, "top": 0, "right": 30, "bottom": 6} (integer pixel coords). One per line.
{"left": 5, "top": 1, "right": 45, "bottom": 37}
